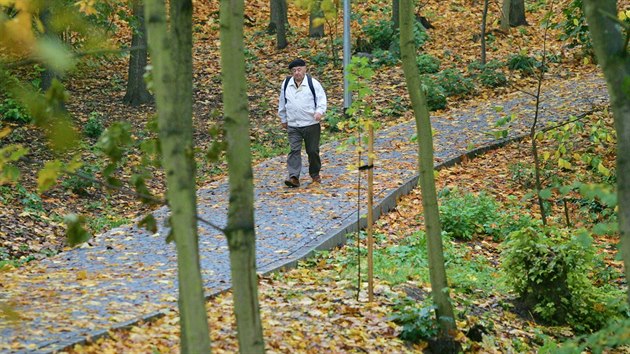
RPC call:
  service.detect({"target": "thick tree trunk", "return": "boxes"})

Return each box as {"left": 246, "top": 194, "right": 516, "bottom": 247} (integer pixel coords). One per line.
{"left": 309, "top": 0, "right": 324, "bottom": 38}
{"left": 583, "top": 0, "right": 630, "bottom": 306}
{"left": 144, "top": 0, "right": 212, "bottom": 352}
{"left": 509, "top": 0, "right": 527, "bottom": 27}
{"left": 220, "top": 0, "right": 265, "bottom": 352}
{"left": 400, "top": 0, "right": 457, "bottom": 342}
{"left": 123, "top": 0, "right": 153, "bottom": 106}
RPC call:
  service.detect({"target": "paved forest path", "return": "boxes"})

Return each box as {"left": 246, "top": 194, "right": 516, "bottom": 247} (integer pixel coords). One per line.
{"left": 0, "top": 73, "right": 608, "bottom": 353}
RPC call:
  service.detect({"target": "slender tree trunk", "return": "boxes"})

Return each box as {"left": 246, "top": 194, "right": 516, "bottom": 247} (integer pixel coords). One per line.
{"left": 400, "top": 0, "right": 457, "bottom": 342}
{"left": 220, "top": 0, "right": 265, "bottom": 352}
{"left": 480, "top": 0, "right": 489, "bottom": 65}
{"left": 583, "top": 0, "right": 630, "bottom": 306}
{"left": 501, "top": 0, "right": 511, "bottom": 31}
{"left": 392, "top": 0, "right": 399, "bottom": 31}
{"left": 509, "top": 0, "right": 527, "bottom": 27}
{"left": 144, "top": 0, "right": 212, "bottom": 352}
{"left": 124, "top": 0, "right": 153, "bottom": 106}
{"left": 40, "top": 6, "right": 58, "bottom": 93}
{"left": 309, "top": 0, "right": 324, "bottom": 37}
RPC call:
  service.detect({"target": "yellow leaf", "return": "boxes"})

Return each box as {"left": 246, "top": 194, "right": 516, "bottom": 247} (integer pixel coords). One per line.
{"left": 597, "top": 162, "right": 610, "bottom": 176}
{"left": 619, "top": 11, "right": 627, "bottom": 21}
{"left": 583, "top": 57, "right": 590, "bottom": 65}
{"left": 76, "top": 270, "right": 88, "bottom": 280}
{"left": 0, "top": 127, "right": 11, "bottom": 139}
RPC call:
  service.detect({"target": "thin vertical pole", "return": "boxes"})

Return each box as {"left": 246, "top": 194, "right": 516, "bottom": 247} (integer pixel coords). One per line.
{"left": 367, "top": 124, "right": 374, "bottom": 302}
{"left": 343, "top": 0, "right": 352, "bottom": 111}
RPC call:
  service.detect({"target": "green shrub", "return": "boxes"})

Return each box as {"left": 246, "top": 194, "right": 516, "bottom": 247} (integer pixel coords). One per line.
{"left": 324, "top": 106, "right": 345, "bottom": 133}
{"left": 83, "top": 112, "right": 105, "bottom": 139}
{"left": 370, "top": 49, "right": 399, "bottom": 68}
{"left": 557, "top": 0, "right": 593, "bottom": 58}
{"left": 501, "top": 225, "right": 627, "bottom": 332}
{"left": 477, "top": 68, "right": 507, "bottom": 88}
{"left": 432, "top": 68, "right": 475, "bottom": 96}
{"left": 416, "top": 53, "right": 440, "bottom": 74}
{"left": 359, "top": 19, "right": 428, "bottom": 57}
{"left": 62, "top": 164, "right": 98, "bottom": 196}
{"left": 439, "top": 190, "right": 499, "bottom": 240}
{"left": 390, "top": 298, "right": 439, "bottom": 343}
{"left": 420, "top": 78, "right": 447, "bottom": 111}
{"left": 0, "top": 97, "right": 31, "bottom": 123}
{"left": 506, "top": 53, "right": 546, "bottom": 75}
{"left": 311, "top": 52, "right": 330, "bottom": 67}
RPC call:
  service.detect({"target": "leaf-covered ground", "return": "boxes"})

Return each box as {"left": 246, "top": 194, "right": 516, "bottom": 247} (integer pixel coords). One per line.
{"left": 2, "top": 0, "right": 629, "bottom": 352}
{"left": 67, "top": 109, "right": 626, "bottom": 353}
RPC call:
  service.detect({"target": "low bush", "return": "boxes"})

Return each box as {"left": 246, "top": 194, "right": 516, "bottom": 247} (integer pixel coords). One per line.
{"left": 62, "top": 164, "right": 98, "bottom": 196}
{"left": 501, "top": 225, "right": 627, "bottom": 333}
{"left": 420, "top": 78, "right": 447, "bottom": 111}
{"left": 439, "top": 189, "right": 500, "bottom": 240}
{"left": 506, "top": 53, "right": 546, "bottom": 75}
{"left": 0, "top": 97, "right": 31, "bottom": 123}
{"left": 390, "top": 298, "right": 438, "bottom": 343}
{"left": 416, "top": 53, "right": 440, "bottom": 74}
{"left": 83, "top": 112, "right": 105, "bottom": 139}
{"left": 432, "top": 68, "right": 475, "bottom": 97}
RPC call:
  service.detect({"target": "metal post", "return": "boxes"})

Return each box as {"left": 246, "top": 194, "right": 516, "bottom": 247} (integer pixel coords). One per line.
{"left": 343, "top": 0, "right": 351, "bottom": 111}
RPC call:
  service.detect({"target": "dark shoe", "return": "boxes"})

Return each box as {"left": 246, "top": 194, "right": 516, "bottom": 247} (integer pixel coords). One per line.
{"left": 284, "top": 176, "right": 300, "bottom": 188}
{"left": 311, "top": 175, "right": 321, "bottom": 184}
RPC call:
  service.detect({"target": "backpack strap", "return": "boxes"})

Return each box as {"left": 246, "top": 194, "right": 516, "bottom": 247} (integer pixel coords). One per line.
{"left": 307, "top": 74, "right": 317, "bottom": 109}
{"left": 283, "top": 75, "right": 317, "bottom": 110}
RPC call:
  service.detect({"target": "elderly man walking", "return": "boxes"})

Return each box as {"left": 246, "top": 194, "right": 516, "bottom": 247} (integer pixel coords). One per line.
{"left": 278, "top": 58, "right": 327, "bottom": 188}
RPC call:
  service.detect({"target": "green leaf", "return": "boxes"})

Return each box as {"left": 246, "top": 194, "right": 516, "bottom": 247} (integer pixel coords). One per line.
{"left": 64, "top": 214, "right": 91, "bottom": 246}
{"left": 539, "top": 188, "right": 552, "bottom": 200}
{"left": 35, "top": 37, "right": 76, "bottom": 73}
{"left": 37, "top": 160, "right": 63, "bottom": 193}
{"left": 138, "top": 214, "right": 158, "bottom": 234}
{"left": 593, "top": 222, "right": 617, "bottom": 236}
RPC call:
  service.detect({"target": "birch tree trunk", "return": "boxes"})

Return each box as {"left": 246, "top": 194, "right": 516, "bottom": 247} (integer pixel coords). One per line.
{"left": 144, "top": 0, "right": 211, "bottom": 352}
{"left": 583, "top": 0, "right": 630, "bottom": 306}
{"left": 220, "top": 0, "right": 265, "bottom": 352}
{"left": 399, "top": 0, "right": 457, "bottom": 343}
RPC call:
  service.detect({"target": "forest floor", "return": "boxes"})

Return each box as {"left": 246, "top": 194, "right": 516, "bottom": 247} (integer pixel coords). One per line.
{"left": 1, "top": 0, "right": 629, "bottom": 352}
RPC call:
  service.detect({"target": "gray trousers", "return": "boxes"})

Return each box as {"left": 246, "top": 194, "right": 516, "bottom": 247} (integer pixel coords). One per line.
{"left": 287, "top": 123, "right": 321, "bottom": 179}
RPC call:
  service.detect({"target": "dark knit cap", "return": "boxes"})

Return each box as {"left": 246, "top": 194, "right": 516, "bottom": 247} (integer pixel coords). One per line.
{"left": 288, "top": 58, "right": 306, "bottom": 69}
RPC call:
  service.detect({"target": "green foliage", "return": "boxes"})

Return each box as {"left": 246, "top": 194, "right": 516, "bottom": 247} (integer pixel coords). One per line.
{"left": 374, "top": 232, "right": 429, "bottom": 284}
{"left": 390, "top": 298, "right": 439, "bottom": 343}
{"left": 469, "top": 60, "right": 508, "bottom": 88}
{"left": 65, "top": 214, "right": 91, "bottom": 246}
{"left": 323, "top": 106, "right": 346, "bottom": 133}
{"left": 431, "top": 68, "right": 475, "bottom": 96}
{"left": 358, "top": 19, "right": 428, "bottom": 58}
{"left": 61, "top": 164, "right": 98, "bottom": 196}
{"left": 0, "top": 97, "right": 31, "bottom": 123}
{"left": 420, "top": 77, "right": 447, "bottom": 111}
{"left": 311, "top": 52, "right": 330, "bottom": 67}
{"left": 501, "top": 225, "right": 627, "bottom": 332}
{"left": 83, "top": 112, "right": 105, "bottom": 139}
{"left": 557, "top": 0, "right": 592, "bottom": 58}
{"left": 382, "top": 96, "right": 407, "bottom": 117}
{"left": 369, "top": 49, "right": 399, "bottom": 68}
{"left": 539, "top": 318, "right": 630, "bottom": 353}
{"left": 439, "top": 190, "right": 500, "bottom": 240}
{"left": 416, "top": 53, "right": 440, "bottom": 74}
{"left": 15, "top": 184, "right": 43, "bottom": 212}
{"left": 506, "top": 53, "right": 546, "bottom": 75}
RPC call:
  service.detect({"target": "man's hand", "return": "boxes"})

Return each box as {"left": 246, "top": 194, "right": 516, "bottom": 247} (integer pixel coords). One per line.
{"left": 282, "top": 122, "right": 288, "bottom": 129}
{"left": 314, "top": 112, "right": 324, "bottom": 122}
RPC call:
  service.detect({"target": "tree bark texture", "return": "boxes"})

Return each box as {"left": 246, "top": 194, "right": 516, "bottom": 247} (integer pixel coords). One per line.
{"left": 124, "top": 0, "right": 153, "bottom": 106}
{"left": 501, "top": 0, "right": 511, "bottom": 31}
{"left": 269, "top": 0, "right": 288, "bottom": 48}
{"left": 144, "top": 0, "right": 212, "bottom": 352}
{"left": 509, "top": 0, "right": 527, "bottom": 27}
{"left": 583, "top": 0, "right": 630, "bottom": 306}
{"left": 400, "top": 0, "right": 457, "bottom": 338}
{"left": 309, "top": 0, "right": 324, "bottom": 38}
{"left": 220, "top": 0, "right": 266, "bottom": 352}
{"left": 481, "top": 0, "right": 489, "bottom": 65}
